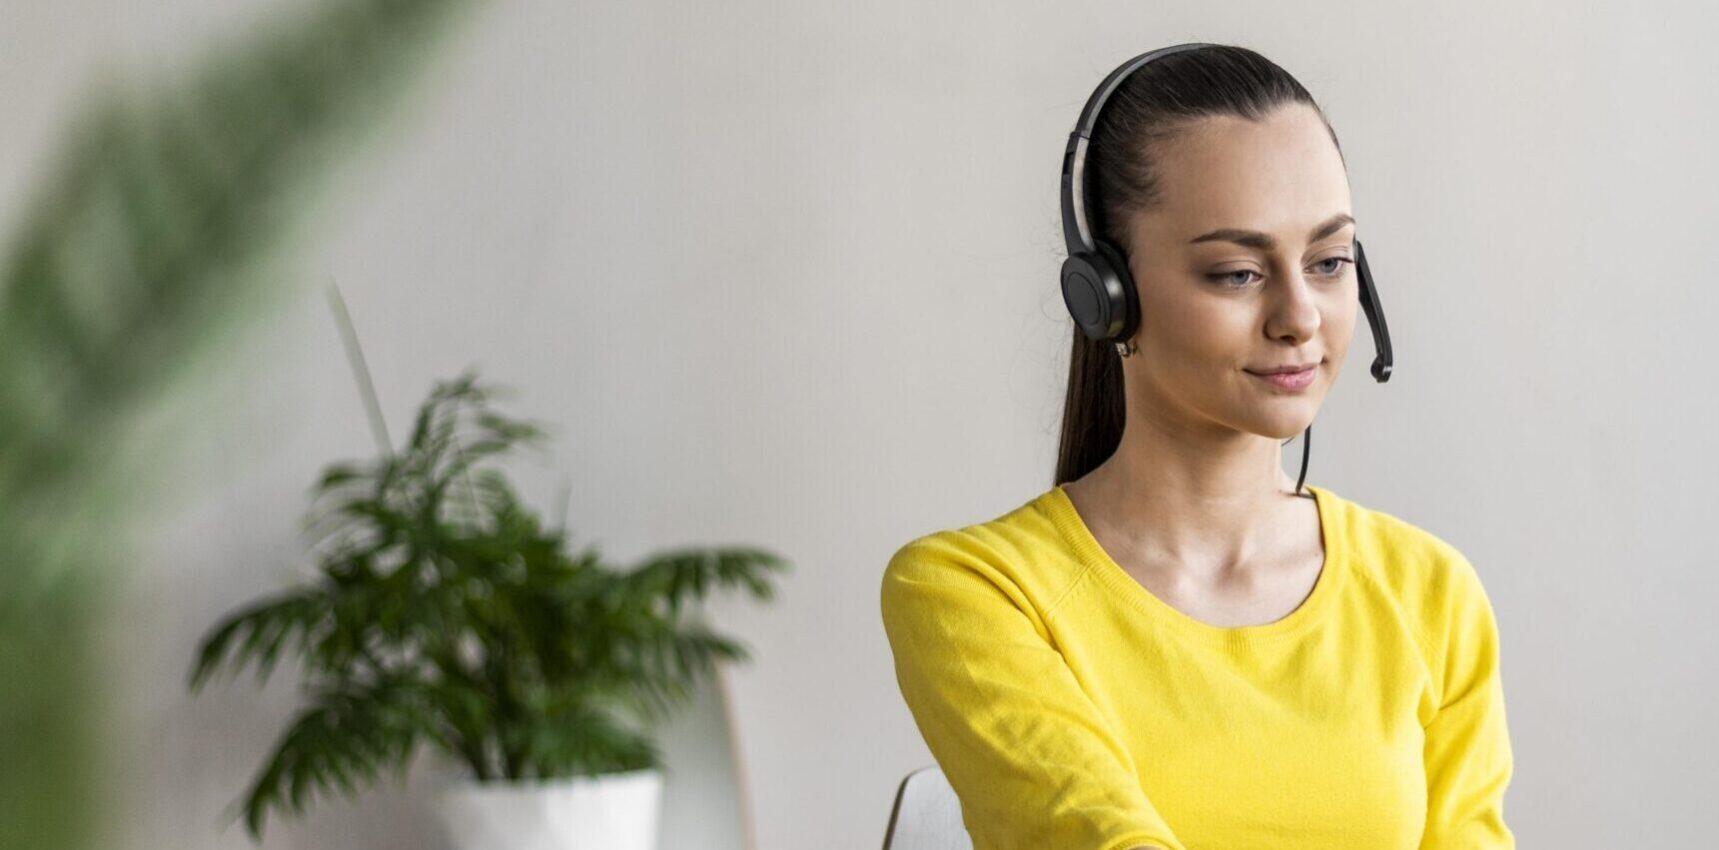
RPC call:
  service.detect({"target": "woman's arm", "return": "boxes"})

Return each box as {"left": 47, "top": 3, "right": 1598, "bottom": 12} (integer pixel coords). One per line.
{"left": 1419, "top": 550, "right": 1516, "bottom": 848}
{"left": 881, "top": 533, "right": 1187, "bottom": 850}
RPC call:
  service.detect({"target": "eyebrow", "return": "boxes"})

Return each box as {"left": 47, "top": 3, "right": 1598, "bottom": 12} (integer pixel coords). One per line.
{"left": 1187, "top": 212, "right": 1355, "bottom": 250}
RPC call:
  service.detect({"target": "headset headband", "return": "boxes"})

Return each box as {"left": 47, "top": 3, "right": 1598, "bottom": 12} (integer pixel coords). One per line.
{"left": 1060, "top": 42, "right": 1214, "bottom": 256}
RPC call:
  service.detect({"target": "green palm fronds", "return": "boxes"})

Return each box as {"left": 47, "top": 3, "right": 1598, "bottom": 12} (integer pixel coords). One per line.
{"left": 190, "top": 371, "right": 790, "bottom": 838}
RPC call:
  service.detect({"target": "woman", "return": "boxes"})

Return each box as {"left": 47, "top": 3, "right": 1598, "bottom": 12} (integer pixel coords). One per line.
{"left": 879, "top": 44, "right": 1514, "bottom": 850}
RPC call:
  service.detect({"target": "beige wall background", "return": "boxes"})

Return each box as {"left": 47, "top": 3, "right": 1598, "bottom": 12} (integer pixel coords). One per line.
{"left": 3, "top": 0, "right": 1715, "bottom": 848}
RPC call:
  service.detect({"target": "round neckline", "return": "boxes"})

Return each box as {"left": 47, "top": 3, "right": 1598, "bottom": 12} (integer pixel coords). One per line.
{"left": 1043, "top": 482, "right": 1348, "bottom": 647}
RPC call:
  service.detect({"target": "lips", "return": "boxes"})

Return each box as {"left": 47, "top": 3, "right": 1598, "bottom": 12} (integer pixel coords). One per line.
{"left": 1246, "top": 364, "right": 1318, "bottom": 392}
{"left": 1247, "top": 363, "right": 1318, "bottom": 376}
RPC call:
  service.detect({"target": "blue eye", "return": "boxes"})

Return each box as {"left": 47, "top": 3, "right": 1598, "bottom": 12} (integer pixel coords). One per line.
{"left": 1315, "top": 256, "right": 1354, "bottom": 276}
{"left": 1207, "top": 270, "right": 1259, "bottom": 287}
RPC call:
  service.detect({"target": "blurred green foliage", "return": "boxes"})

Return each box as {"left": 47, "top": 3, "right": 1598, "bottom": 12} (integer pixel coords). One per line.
{"left": 0, "top": 0, "right": 474, "bottom": 847}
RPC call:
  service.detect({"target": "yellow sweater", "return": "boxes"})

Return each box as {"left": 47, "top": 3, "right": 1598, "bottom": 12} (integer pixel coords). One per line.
{"left": 879, "top": 483, "right": 1514, "bottom": 850}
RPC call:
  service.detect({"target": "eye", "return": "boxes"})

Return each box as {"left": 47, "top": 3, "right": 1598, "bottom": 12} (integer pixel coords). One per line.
{"left": 1206, "top": 269, "right": 1260, "bottom": 288}
{"left": 1314, "top": 256, "right": 1354, "bottom": 277}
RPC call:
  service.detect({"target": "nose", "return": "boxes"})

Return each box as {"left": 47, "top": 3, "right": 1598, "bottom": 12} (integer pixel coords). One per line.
{"left": 1263, "top": 270, "right": 1321, "bottom": 345}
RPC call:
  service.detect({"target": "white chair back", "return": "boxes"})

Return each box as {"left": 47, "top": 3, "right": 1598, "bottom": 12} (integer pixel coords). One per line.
{"left": 880, "top": 765, "right": 973, "bottom": 850}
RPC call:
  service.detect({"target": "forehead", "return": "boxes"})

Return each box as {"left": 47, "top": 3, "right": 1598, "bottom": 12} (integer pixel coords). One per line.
{"left": 1139, "top": 105, "right": 1351, "bottom": 243}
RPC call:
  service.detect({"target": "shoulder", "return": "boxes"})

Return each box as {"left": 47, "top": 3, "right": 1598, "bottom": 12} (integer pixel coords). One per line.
{"left": 1324, "top": 488, "right": 1499, "bottom": 648}
{"left": 880, "top": 487, "right": 1088, "bottom": 624}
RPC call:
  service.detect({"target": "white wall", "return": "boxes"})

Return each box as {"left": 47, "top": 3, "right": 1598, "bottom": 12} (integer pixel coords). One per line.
{"left": 3, "top": 0, "right": 1716, "bottom": 848}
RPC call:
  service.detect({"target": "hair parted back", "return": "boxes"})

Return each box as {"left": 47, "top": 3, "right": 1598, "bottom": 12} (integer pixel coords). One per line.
{"left": 1053, "top": 44, "right": 1346, "bottom": 487}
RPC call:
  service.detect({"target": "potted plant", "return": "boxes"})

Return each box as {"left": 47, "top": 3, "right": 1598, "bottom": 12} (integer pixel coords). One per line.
{"left": 188, "top": 371, "right": 788, "bottom": 849}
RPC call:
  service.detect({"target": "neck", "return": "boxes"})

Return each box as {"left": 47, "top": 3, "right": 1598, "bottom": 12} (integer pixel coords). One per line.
{"left": 1072, "top": 411, "right": 1305, "bottom": 571}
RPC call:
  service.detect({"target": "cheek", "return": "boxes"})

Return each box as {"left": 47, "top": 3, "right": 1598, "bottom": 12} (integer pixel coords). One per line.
{"left": 1141, "top": 285, "right": 1254, "bottom": 364}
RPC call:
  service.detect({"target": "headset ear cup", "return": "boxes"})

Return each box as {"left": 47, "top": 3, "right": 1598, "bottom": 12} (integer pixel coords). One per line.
{"left": 1061, "top": 242, "right": 1137, "bottom": 342}
{"left": 1060, "top": 251, "right": 1116, "bottom": 341}
{"left": 1091, "top": 240, "right": 1139, "bottom": 341}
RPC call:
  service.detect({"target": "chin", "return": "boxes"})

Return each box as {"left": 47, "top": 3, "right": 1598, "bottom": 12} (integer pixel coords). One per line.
{"left": 1245, "top": 412, "right": 1317, "bottom": 442}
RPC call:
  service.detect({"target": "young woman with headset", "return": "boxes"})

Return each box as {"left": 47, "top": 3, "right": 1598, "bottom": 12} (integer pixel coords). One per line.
{"left": 881, "top": 43, "right": 1514, "bottom": 850}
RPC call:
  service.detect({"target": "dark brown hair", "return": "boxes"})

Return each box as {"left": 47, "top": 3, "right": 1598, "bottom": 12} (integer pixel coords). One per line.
{"left": 1052, "top": 45, "right": 1345, "bottom": 486}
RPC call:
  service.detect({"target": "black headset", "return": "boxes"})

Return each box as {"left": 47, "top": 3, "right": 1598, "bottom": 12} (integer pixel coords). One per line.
{"left": 1058, "top": 42, "right": 1394, "bottom": 495}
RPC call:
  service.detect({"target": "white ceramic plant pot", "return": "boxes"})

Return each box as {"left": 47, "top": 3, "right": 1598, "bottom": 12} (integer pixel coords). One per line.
{"left": 436, "top": 768, "right": 664, "bottom": 850}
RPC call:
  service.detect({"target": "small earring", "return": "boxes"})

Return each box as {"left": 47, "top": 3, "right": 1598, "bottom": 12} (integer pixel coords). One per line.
{"left": 1114, "top": 338, "right": 1137, "bottom": 358}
